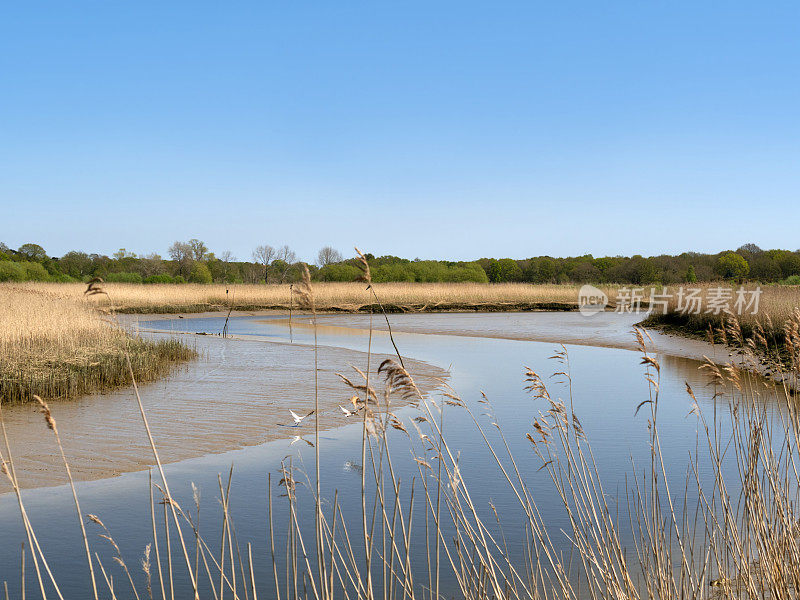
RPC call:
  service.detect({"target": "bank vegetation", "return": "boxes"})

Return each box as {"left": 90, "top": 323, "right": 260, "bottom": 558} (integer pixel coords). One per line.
{"left": 0, "top": 286, "right": 193, "bottom": 403}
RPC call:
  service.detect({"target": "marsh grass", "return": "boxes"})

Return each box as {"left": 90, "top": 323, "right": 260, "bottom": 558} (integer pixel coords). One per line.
{"left": 2, "top": 274, "right": 800, "bottom": 599}
{"left": 641, "top": 282, "right": 800, "bottom": 365}
{"left": 8, "top": 281, "right": 608, "bottom": 314}
{"left": 0, "top": 286, "right": 194, "bottom": 404}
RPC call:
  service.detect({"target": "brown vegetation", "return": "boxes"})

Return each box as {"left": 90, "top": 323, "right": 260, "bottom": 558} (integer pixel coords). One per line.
{"left": 0, "top": 286, "right": 193, "bottom": 403}
{"left": 7, "top": 281, "right": 613, "bottom": 313}
{"left": 641, "top": 281, "right": 800, "bottom": 358}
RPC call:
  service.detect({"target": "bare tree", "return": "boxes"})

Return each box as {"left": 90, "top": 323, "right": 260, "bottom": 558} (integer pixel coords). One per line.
{"left": 737, "top": 243, "right": 763, "bottom": 256}
{"left": 188, "top": 239, "right": 209, "bottom": 261}
{"left": 274, "top": 245, "right": 298, "bottom": 282}
{"left": 218, "top": 250, "right": 235, "bottom": 281}
{"left": 316, "top": 246, "right": 343, "bottom": 268}
{"left": 168, "top": 241, "right": 190, "bottom": 260}
{"left": 140, "top": 253, "right": 164, "bottom": 277}
{"left": 168, "top": 241, "right": 194, "bottom": 277}
{"left": 277, "top": 245, "right": 296, "bottom": 264}
{"left": 241, "top": 262, "right": 262, "bottom": 284}
{"left": 252, "top": 244, "right": 276, "bottom": 283}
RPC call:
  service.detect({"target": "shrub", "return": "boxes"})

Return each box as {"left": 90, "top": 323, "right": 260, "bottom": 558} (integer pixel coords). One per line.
{"left": 106, "top": 272, "right": 144, "bottom": 283}
{"left": 0, "top": 261, "right": 25, "bottom": 282}
{"left": 21, "top": 261, "right": 50, "bottom": 281}
{"left": 316, "top": 264, "right": 361, "bottom": 282}
{"left": 372, "top": 264, "right": 415, "bottom": 283}
{"left": 144, "top": 274, "right": 175, "bottom": 284}
{"left": 50, "top": 273, "right": 78, "bottom": 283}
{"left": 188, "top": 262, "right": 213, "bottom": 284}
{"left": 444, "top": 263, "right": 489, "bottom": 283}
{"left": 173, "top": 275, "right": 187, "bottom": 284}
{"left": 781, "top": 275, "right": 800, "bottom": 285}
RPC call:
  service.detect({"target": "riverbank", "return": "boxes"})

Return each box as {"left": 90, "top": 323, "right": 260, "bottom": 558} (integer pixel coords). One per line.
{"left": 280, "top": 311, "right": 797, "bottom": 388}
{"left": 640, "top": 283, "right": 800, "bottom": 376}
{"left": 0, "top": 286, "right": 193, "bottom": 404}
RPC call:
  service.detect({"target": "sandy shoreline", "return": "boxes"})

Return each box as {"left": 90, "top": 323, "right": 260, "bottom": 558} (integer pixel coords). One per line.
{"left": 0, "top": 329, "right": 446, "bottom": 493}
{"left": 296, "top": 312, "right": 791, "bottom": 387}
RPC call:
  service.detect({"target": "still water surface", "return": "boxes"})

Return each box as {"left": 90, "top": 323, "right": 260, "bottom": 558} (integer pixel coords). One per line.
{"left": 0, "top": 313, "right": 767, "bottom": 597}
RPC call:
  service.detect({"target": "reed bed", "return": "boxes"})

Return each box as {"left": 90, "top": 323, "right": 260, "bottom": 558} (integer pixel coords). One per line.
{"left": 641, "top": 282, "right": 800, "bottom": 356}
{"left": 3, "top": 277, "right": 800, "bottom": 599}
{"left": 6, "top": 281, "right": 607, "bottom": 314}
{"left": 7, "top": 281, "right": 797, "bottom": 323}
{"left": 0, "top": 286, "right": 193, "bottom": 403}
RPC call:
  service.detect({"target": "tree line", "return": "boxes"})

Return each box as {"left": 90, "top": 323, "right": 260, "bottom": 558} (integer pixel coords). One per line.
{"left": 0, "top": 241, "right": 798, "bottom": 285}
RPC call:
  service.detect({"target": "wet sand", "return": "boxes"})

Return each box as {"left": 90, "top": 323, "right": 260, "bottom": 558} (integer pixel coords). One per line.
{"left": 292, "top": 311, "right": 782, "bottom": 381}
{"left": 0, "top": 331, "right": 445, "bottom": 493}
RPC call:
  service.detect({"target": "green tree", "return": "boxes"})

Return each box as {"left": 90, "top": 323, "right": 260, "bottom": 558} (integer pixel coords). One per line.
{"left": 188, "top": 262, "right": 213, "bottom": 283}
{"left": 537, "top": 258, "right": 556, "bottom": 283}
{"left": 571, "top": 262, "right": 601, "bottom": 282}
{"left": 497, "top": 258, "right": 523, "bottom": 281}
{"left": 628, "top": 256, "right": 658, "bottom": 285}
{"left": 59, "top": 251, "right": 93, "bottom": 279}
{"left": 749, "top": 256, "right": 781, "bottom": 281}
{"left": 17, "top": 243, "right": 47, "bottom": 262}
{"left": 686, "top": 265, "right": 697, "bottom": 283}
{"left": 112, "top": 248, "right": 137, "bottom": 260}
{"left": 778, "top": 253, "right": 800, "bottom": 278}
{"left": 486, "top": 259, "right": 501, "bottom": 282}
{"left": 715, "top": 252, "right": 749, "bottom": 280}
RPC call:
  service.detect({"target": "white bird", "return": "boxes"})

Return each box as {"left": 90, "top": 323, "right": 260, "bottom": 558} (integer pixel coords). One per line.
{"left": 339, "top": 405, "right": 356, "bottom": 417}
{"left": 291, "top": 435, "right": 314, "bottom": 447}
{"left": 289, "top": 409, "right": 315, "bottom": 426}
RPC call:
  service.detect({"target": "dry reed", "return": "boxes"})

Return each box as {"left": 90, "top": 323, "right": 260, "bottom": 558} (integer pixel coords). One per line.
{"left": 0, "top": 286, "right": 194, "bottom": 403}
{"left": 6, "top": 281, "right": 604, "bottom": 314}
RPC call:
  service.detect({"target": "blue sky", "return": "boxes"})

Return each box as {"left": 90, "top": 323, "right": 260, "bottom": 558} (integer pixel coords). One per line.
{"left": 1, "top": 2, "right": 799, "bottom": 262}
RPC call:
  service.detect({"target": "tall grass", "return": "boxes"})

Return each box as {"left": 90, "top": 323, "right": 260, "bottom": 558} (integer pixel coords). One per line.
{"left": 0, "top": 286, "right": 193, "bottom": 404}
{"left": 7, "top": 282, "right": 605, "bottom": 314}
{"left": 641, "top": 282, "right": 800, "bottom": 360}
{"left": 2, "top": 277, "right": 800, "bottom": 599}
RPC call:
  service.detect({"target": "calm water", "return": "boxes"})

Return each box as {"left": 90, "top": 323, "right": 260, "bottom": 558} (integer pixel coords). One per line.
{"left": 0, "top": 313, "right": 771, "bottom": 598}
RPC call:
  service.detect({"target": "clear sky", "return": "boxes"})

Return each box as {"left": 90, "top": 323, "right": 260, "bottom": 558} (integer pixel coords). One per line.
{"left": 1, "top": 2, "right": 799, "bottom": 263}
